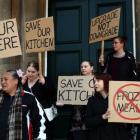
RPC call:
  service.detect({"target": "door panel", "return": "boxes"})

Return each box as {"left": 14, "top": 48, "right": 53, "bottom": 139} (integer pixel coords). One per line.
{"left": 48, "top": 0, "right": 133, "bottom": 139}
{"left": 48, "top": 0, "right": 89, "bottom": 82}
{"left": 48, "top": 0, "right": 89, "bottom": 138}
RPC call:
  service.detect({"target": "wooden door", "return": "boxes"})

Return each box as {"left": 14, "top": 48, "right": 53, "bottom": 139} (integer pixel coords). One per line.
{"left": 47, "top": 0, "right": 133, "bottom": 139}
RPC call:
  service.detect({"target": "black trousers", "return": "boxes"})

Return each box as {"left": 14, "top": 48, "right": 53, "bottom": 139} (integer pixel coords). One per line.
{"left": 46, "top": 119, "right": 55, "bottom": 140}
{"left": 67, "top": 130, "right": 88, "bottom": 140}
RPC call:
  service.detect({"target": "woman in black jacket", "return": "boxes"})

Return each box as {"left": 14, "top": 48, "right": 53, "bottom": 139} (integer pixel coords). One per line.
{"left": 22, "top": 61, "right": 55, "bottom": 140}
{"left": 86, "top": 73, "right": 129, "bottom": 140}
{"left": 0, "top": 70, "right": 46, "bottom": 140}
{"left": 99, "top": 36, "right": 137, "bottom": 81}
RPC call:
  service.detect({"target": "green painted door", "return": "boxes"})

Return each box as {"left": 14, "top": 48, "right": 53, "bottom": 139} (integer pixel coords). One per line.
{"left": 47, "top": 0, "right": 133, "bottom": 139}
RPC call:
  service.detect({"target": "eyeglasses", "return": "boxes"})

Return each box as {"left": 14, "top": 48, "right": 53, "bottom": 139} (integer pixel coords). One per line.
{"left": 112, "top": 42, "right": 120, "bottom": 44}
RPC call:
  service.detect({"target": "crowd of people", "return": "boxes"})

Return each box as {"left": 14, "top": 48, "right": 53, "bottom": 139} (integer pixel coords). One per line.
{"left": 0, "top": 36, "right": 140, "bottom": 140}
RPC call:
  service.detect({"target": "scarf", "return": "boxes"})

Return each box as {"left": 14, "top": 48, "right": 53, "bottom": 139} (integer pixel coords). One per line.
{"left": 0, "top": 88, "right": 22, "bottom": 140}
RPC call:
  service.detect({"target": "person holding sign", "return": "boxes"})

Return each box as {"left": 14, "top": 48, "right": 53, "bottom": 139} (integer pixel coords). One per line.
{"left": 99, "top": 36, "right": 137, "bottom": 139}
{"left": 86, "top": 73, "right": 129, "bottom": 140}
{"left": 99, "top": 36, "right": 137, "bottom": 81}
{"left": 67, "top": 60, "right": 95, "bottom": 140}
{"left": 0, "top": 70, "right": 46, "bottom": 140}
{"left": 22, "top": 61, "right": 55, "bottom": 140}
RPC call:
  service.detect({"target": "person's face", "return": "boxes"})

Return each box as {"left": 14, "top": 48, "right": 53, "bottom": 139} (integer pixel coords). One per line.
{"left": 112, "top": 38, "right": 124, "bottom": 52}
{"left": 26, "top": 66, "right": 39, "bottom": 81}
{"left": 1, "top": 72, "right": 18, "bottom": 94}
{"left": 94, "top": 79, "right": 104, "bottom": 92}
{"left": 80, "top": 61, "right": 93, "bottom": 75}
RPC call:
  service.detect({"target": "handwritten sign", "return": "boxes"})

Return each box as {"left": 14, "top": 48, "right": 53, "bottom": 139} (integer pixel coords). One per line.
{"left": 89, "top": 8, "right": 121, "bottom": 43}
{"left": 25, "top": 16, "right": 55, "bottom": 53}
{"left": 108, "top": 81, "right": 140, "bottom": 123}
{"left": 0, "top": 18, "right": 22, "bottom": 58}
{"left": 57, "top": 76, "right": 95, "bottom": 105}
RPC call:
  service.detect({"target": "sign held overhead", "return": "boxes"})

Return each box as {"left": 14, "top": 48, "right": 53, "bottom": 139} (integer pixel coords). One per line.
{"left": 89, "top": 8, "right": 121, "bottom": 43}
{"left": 0, "top": 18, "right": 22, "bottom": 58}
{"left": 25, "top": 16, "right": 55, "bottom": 53}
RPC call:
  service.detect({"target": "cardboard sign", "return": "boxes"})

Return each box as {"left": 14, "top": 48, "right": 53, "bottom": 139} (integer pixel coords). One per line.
{"left": 0, "top": 18, "right": 22, "bottom": 58}
{"left": 89, "top": 8, "right": 121, "bottom": 43}
{"left": 57, "top": 76, "right": 95, "bottom": 105}
{"left": 108, "top": 81, "right": 140, "bottom": 123}
{"left": 25, "top": 17, "right": 55, "bottom": 53}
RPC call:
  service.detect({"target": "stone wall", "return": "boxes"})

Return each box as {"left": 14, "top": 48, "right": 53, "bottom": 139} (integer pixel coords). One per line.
{"left": 0, "top": 0, "right": 45, "bottom": 76}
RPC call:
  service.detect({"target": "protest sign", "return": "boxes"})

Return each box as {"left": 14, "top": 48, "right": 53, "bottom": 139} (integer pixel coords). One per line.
{"left": 25, "top": 16, "right": 55, "bottom": 53}
{"left": 0, "top": 18, "right": 22, "bottom": 58}
{"left": 57, "top": 76, "right": 95, "bottom": 105}
{"left": 108, "top": 81, "right": 140, "bottom": 123}
{"left": 89, "top": 8, "right": 121, "bottom": 43}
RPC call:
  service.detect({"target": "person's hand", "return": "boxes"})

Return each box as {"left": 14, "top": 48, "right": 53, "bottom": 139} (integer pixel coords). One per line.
{"left": 39, "top": 74, "right": 45, "bottom": 85}
{"left": 21, "top": 74, "right": 28, "bottom": 85}
{"left": 102, "top": 110, "right": 110, "bottom": 120}
{"left": 99, "top": 55, "right": 104, "bottom": 66}
{"left": 56, "top": 101, "right": 64, "bottom": 106}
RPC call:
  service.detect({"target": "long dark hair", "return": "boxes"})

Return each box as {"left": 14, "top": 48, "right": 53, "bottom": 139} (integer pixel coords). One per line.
{"left": 95, "top": 73, "right": 112, "bottom": 93}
